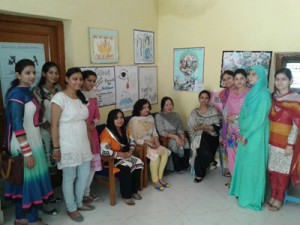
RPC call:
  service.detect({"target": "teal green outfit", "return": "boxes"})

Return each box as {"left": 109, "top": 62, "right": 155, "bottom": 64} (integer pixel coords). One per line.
{"left": 229, "top": 65, "right": 271, "bottom": 211}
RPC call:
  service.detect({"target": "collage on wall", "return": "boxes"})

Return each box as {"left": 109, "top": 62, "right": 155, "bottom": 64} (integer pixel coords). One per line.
{"left": 220, "top": 51, "right": 272, "bottom": 87}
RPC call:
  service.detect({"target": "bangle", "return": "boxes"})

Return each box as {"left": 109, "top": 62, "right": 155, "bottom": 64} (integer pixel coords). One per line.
{"left": 53, "top": 147, "right": 60, "bottom": 151}
{"left": 235, "top": 115, "right": 239, "bottom": 119}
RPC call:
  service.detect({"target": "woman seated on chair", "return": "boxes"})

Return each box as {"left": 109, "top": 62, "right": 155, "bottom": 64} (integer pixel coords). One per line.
{"left": 99, "top": 109, "right": 144, "bottom": 206}
{"left": 128, "top": 99, "right": 171, "bottom": 191}
{"left": 187, "top": 90, "right": 221, "bottom": 183}
{"left": 155, "top": 96, "right": 190, "bottom": 172}
{"left": 267, "top": 68, "right": 300, "bottom": 211}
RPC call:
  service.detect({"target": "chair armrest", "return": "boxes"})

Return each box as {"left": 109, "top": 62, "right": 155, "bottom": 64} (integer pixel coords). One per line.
{"left": 159, "top": 136, "right": 169, "bottom": 147}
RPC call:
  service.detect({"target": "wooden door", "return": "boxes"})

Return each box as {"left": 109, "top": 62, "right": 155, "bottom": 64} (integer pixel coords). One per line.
{"left": 0, "top": 14, "right": 65, "bottom": 186}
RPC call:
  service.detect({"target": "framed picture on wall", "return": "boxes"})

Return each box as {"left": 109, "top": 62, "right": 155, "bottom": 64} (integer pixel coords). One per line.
{"left": 89, "top": 28, "right": 119, "bottom": 64}
{"left": 138, "top": 67, "right": 158, "bottom": 104}
{"left": 173, "top": 47, "right": 205, "bottom": 92}
{"left": 134, "top": 29, "right": 154, "bottom": 64}
{"left": 220, "top": 51, "right": 272, "bottom": 87}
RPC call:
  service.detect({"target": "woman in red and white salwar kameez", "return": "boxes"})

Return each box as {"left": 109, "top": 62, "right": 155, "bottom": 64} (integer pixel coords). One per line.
{"left": 267, "top": 68, "right": 300, "bottom": 211}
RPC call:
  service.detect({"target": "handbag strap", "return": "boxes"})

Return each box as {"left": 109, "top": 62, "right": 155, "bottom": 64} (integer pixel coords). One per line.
{"left": 0, "top": 153, "right": 13, "bottom": 179}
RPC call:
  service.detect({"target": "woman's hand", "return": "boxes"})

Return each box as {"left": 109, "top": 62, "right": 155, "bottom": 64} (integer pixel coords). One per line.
{"left": 52, "top": 150, "right": 61, "bottom": 162}
{"left": 240, "top": 137, "right": 247, "bottom": 146}
{"left": 284, "top": 146, "right": 294, "bottom": 156}
{"left": 87, "top": 122, "right": 94, "bottom": 131}
{"left": 25, "top": 155, "right": 35, "bottom": 169}
{"left": 226, "top": 115, "right": 237, "bottom": 123}
{"left": 123, "top": 152, "right": 132, "bottom": 158}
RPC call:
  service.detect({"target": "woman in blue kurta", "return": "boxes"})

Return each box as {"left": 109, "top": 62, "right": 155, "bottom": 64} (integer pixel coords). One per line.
{"left": 5, "top": 59, "right": 53, "bottom": 225}
{"left": 229, "top": 65, "right": 271, "bottom": 211}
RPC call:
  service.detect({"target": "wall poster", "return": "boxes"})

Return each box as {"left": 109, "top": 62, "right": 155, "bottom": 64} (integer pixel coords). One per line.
{"left": 80, "top": 66, "right": 116, "bottom": 107}
{"left": 0, "top": 42, "right": 45, "bottom": 105}
{"left": 134, "top": 29, "right": 154, "bottom": 64}
{"left": 115, "top": 65, "right": 138, "bottom": 112}
{"left": 138, "top": 67, "right": 157, "bottom": 104}
{"left": 220, "top": 51, "right": 272, "bottom": 87}
{"left": 89, "top": 28, "right": 119, "bottom": 64}
{"left": 173, "top": 47, "right": 205, "bottom": 92}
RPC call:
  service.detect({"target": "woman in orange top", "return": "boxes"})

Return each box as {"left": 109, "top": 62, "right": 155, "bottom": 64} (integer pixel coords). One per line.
{"left": 99, "top": 109, "right": 144, "bottom": 206}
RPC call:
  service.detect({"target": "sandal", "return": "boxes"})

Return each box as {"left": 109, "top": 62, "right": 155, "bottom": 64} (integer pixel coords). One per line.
{"left": 49, "top": 197, "right": 63, "bottom": 203}
{"left": 225, "top": 182, "right": 231, "bottom": 188}
{"left": 194, "top": 177, "right": 203, "bottom": 183}
{"left": 224, "top": 171, "right": 231, "bottom": 177}
{"left": 159, "top": 181, "right": 171, "bottom": 188}
{"left": 68, "top": 210, "right": 84, "bottom": 222}
{"left": 78, "top": 204, "right": 95, "bottom": 211}
{"left": 14, "top": 220, "right": 28, "bottom": 225}
{"left": 42, "top": 208, "right": 58, "bottom": 216}
{"left": 123, "top": 198, "right": 135, "bottom": 206}
{"left": 132, "top": 193, "right": 142, "bottom": 200}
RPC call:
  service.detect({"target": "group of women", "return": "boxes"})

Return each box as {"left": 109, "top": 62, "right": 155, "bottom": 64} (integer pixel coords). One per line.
{"left": 220, "top": 65, "right": 300, "bottom": 211}
{"left": 5, "top": 60, "right": 103, "bottom": 224}
{"left": 4, "top": 59, "right": 300, "bottom": 224}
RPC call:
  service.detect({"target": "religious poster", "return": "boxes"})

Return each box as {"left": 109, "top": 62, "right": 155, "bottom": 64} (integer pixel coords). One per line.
{"left": 173, "top": 47, "right": 205, "bottom": 92}
{"left": 80, "top": 66, "right": 116, "bottom": 107}
{"left": 115, "top": 66, "right": 138, "bottom": 112}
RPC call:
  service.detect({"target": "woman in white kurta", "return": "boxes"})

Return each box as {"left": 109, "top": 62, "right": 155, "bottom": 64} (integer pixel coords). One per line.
{"left": 51, "top": 67, "right": 93, "bottom": 222}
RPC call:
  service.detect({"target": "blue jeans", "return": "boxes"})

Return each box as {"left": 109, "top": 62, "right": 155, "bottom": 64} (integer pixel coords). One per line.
{"left": 62, "top": 160, "right": 91, "bottom": 212}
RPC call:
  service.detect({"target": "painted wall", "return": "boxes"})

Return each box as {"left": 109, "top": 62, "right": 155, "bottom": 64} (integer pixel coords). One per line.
{"left": 158, "top": 0, "right": 300, "bottom": 125}
{"left": 0, "top": 0, "right": 159, "bottom": 122}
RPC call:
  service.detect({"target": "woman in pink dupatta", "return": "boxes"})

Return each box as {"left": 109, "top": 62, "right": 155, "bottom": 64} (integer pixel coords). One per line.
{"left": 223, "top": 69, "right": 250, "bottom": 180}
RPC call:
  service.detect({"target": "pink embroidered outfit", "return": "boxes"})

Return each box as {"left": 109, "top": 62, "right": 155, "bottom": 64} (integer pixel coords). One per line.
{"left": 223, "top": 87, "right": 249, "bottom": 175}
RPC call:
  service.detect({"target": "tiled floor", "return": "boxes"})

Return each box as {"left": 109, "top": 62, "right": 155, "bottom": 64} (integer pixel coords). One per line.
{"left": 3, "top": 168, "right": 300, "bottom": 225}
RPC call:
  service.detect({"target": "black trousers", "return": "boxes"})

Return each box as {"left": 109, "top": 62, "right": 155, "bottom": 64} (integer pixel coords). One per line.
{"left": 194, "top": 133, "right": 219, "bottom": 177}
{"left": 172, "top": 148, "right": 190, "bottom": 171}
{"left": 117, "top": 165, "right": 141, "bottom": 198}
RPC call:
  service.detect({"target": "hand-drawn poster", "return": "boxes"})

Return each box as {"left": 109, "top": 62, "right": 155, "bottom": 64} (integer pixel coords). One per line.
{"left": 115, "top": 66, "right": 138, "bottom": 112}
{"left": 89, "top": 28, "right": 118, "bottom": 64}
{"left": 134, "top": 30, "right": 154, "bottom": 64}
{"left": 173, "top": 47, "right": 205, "bottom": 92}
{"left": 80, "top": 66, "right": 115, "bottom": 107}
{"left": 0, "top": 42, "right": 45, "bottom": 105}
{"left": 220, "top": 51, "right": 272, "bottom": 87}
{"left": 138, "top": 67, "right": 157, "bottom": 104}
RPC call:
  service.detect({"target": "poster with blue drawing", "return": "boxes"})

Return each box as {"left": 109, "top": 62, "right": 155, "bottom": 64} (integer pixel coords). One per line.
{"left": 0, "top": 42, "right": 45, "bottom": 105}
{"left": 138, "top": 67, "right": 157, "bottom": 104}
{"left": 115, "top": 66, "right": 138, "bottom": 112}
{"left": 173, "top": 47, "right": 205, "bottom": 92}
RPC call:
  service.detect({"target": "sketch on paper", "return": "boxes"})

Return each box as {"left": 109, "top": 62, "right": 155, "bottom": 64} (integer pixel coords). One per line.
{"left": 138, "top": 67, "right": 157, "bottom": 104}
{"left": 89, "top": 28, "right": 118, "bottom": 64}
{"left": 134, "top": 30, "right": 154, "bottom": 64}
{"left": 115, "top": 66, "right": 138, "bottom": 112}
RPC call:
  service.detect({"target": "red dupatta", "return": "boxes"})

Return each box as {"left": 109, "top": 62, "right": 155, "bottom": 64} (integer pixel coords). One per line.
{"left": 270, "top": 96, "right": 300, "bottom": 186}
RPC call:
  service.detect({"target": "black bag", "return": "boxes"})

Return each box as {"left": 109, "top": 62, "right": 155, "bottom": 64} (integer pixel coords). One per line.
{"left": 0, "top": 151, "right": 24, "bottom": 185}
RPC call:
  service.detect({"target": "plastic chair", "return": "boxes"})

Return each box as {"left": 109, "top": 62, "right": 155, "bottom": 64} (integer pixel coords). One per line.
{"left": 283, "top": 187, "right": 300, "bottom": 206}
